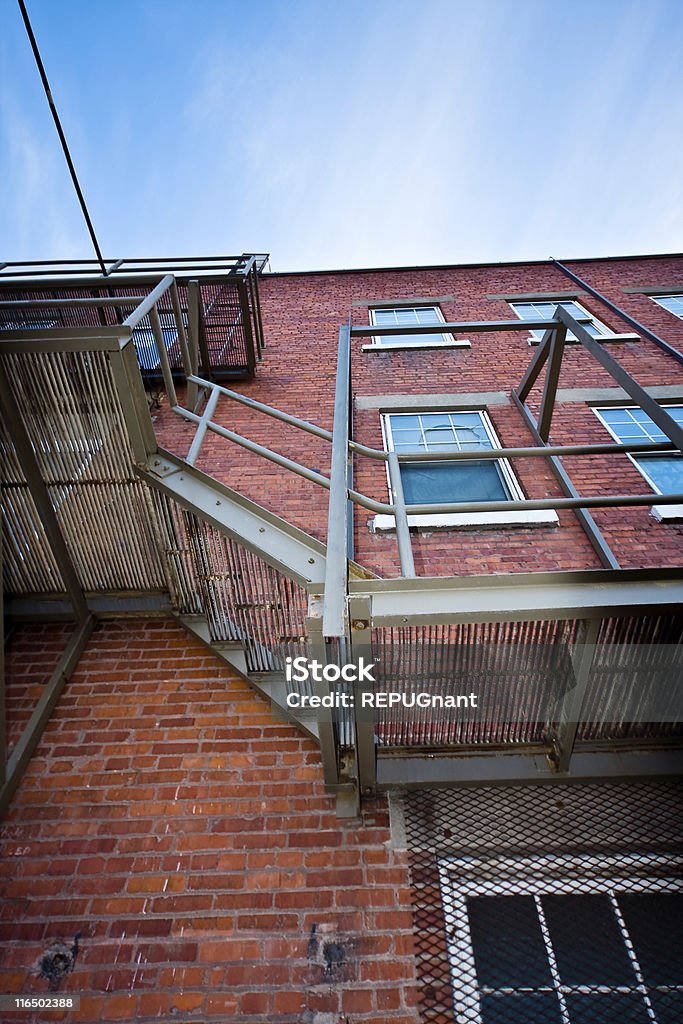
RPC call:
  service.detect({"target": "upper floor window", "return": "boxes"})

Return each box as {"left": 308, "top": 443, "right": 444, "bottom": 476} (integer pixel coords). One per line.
{"left": 594, "top": 405, "right": 683, "bottom": 521}
{"left": 510, "top": 299, "right": 610, "bottom": 344}
{"left": 652, "top": 294, "right": 683, "bottom": 320}
{"left": 383, "top": 410, "right": 522, "bottom": 505}
{"left": 371, "top": 408, "right": 558, "bottom": 530}
{"left": 369, "top": 305, "right": 464, "bottom": 349}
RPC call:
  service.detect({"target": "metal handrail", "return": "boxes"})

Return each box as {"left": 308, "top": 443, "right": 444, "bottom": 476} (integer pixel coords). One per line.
{"left": 157, "top": 311, "right": 683, "bottom": 592}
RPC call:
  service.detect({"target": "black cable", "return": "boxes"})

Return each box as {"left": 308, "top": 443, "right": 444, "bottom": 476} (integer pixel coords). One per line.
{"left": 17, "top": 0, "right": 106, "bottom": 272}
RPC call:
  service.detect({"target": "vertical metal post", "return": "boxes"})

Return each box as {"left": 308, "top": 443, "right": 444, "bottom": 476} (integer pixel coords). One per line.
{"left": 170, "top": 280, "right": 191, "bottom": 376}
{"left": 552, "top": 618, "right": 601, "bottom": 773}
{"left": 349, "top": 595, "right": 376, "bottom": 795}
{"left": 307, "top": 601, "right": 340, "bottom": 787}
{"left": 0, "top": 361, "right": 89, "bottom": 622}
{"left": 187, "top": 280, "right": 200, "bottom": 410}
{"left": 387, "top": 451, "right": 416, "bottom": 577}
{"left": 149, "top": 304, "right": 178, "bottom": 407}
{"left": 323, "top": 324, "right": 352, "bottom": 638}
{"left": 237, "top": 280, "right": 257, "bottom": 375}
{"left": 0, "top": 530, "right": 5, "bottom": 786}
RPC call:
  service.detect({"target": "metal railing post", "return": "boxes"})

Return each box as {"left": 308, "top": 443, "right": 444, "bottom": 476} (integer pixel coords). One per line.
{"left": 149, "top": 303, "right": 178, "bottom": 407}
{"left": 387, "top": 451, "right": 416, "bottom": 577}
{"left": 323, "top": 323, "right": 352, "bottom": 638}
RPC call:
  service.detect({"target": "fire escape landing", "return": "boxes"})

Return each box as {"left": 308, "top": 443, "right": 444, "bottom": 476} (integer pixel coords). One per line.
{"left": 1, "top": 262, "right": 682, "bottom": 816}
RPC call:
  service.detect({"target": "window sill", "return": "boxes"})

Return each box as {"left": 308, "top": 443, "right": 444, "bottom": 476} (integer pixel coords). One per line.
{"left": 370, "top": 510, "right": 560, "bottom": 531}
{"left": 528, "top": 332, "right": 640, "bottom": 346}
{"left": 362, "top": 339, "right": 471, "bottom": 352}
{"left": 651, "top": 504, "right": 683, "bottom": 522}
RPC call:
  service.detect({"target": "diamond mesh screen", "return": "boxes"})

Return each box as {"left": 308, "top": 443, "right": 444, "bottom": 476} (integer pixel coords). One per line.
{"left": 400, "top": 782, "right": 683, "bottom": 1024}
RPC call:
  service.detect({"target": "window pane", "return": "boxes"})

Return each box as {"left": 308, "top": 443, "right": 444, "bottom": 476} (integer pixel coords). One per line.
{"left": 466, "top": 895, "right": 553, "bottom": 988}
{"left": 480, "top": 992, "right": 563, "bottom": 1024}
{"left": 388, "top": 414, "right": 421, "bottom": 431}
{"left": 565, "top": 992, "right": 652, "bottom": 1024}
{"left": 400, "top": 461, "right": 510, "bottom": 505}
{"left": 542, "top": 894, "right": 636, "bottom": 985}
{"left": 648, "top": 991, "right": 683, "bottom": 1024}
{"left": 636, "top": 455, "right": 683, "bottom": 494}
{"left": 617, "top": 893, "right": 683, "bottom": 985}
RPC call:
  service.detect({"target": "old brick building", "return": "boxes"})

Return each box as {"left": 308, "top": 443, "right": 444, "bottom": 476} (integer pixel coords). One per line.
{"left": 1, "top": 252, "right": 682, "bottom": 1022}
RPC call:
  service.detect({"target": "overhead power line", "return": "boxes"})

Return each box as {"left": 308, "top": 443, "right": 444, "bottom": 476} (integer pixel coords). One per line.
{"left": 17, "top": 0, "right": 105, "bottom": 272}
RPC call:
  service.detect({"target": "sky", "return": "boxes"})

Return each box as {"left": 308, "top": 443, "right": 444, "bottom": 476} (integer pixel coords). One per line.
{"left": 0, "top": 0, "right": 682, "bottom": 272}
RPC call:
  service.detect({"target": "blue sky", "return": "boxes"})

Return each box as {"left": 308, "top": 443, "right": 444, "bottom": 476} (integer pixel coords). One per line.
{"left": 0, "top": 0, "right": 681, "bottom": 271}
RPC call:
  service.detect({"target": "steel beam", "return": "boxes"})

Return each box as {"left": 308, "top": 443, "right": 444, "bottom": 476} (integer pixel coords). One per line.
{"left": 307, "top": 602, "right": 341, "bottom": 787}
{"left": 350, "top": 317, "right": 593, "bottom": 338}
{"left": 0, "top": 615, "right": 95, "bottom": 818}
{"left": 537, "top": 321, "right": 567, "bottom": 441}
{"left": 323, "top": 324, "right": 352, "bottom": 638}
{"left": 349, "top": 596, "right": 377, "bottom": 795}
{"left": 0, "top": 533, "right": 5, "bottom": 786}
{"left": 5, "top": 593, "right": 173, "bottom": 621}
{"left": 376, "top": 747, "right": 683, "bottom": 788}
{"left": 351, "top": 568, "right": 683, "bottom": 626}
{"left": 551, "top": 619, "right": 601, "bottom": 773}
{"left": 557, "top": 305, "right": 683, "bottom": 451}
{"left": 138, "top": 450, "right": 327, "bottom": 587}
{"left": 0, "top": 360, "right": 88, "bottom": 622}
{"left": 513, "top": 392, "right": 620, "bottom": 569}
{"left": 516, "top": 326, "right": 554, "bottom": 402}
{"left": 551, "top": 258, "right": 683, "bottom": 365}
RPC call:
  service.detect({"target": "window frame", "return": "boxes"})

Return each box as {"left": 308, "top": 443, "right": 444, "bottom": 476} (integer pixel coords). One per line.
{"left": 439, "top": 851, "right": 683, "bottom": 1024}
{"left": 593, "top": 404, "right": 683, "bottom": 521}
{"left": 364, "top": 304, "right": 470, "bottom": 351}
{"left": 652, "top": 294, "right": 683, "bottom": 320}
{"left": 371, "top": 408, "right": 558, "bottom": 531}
{"left": 509, "top": 299, "right": 612, "bottom": 345}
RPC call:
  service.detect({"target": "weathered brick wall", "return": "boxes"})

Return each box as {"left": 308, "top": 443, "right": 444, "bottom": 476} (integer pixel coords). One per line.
{"left": 154, "top": 255, "right": 683, "bottom": 578}
{"left": 0, "top": 622, "right": 419, "bottom": 1023}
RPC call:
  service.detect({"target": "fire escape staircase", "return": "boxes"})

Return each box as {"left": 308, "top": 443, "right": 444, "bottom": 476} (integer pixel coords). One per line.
{"left": 2, "top": 273, "right": 683, "bottom": 817}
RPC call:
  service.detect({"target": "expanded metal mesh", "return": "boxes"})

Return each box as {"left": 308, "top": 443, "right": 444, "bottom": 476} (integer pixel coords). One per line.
{"left": 401, "top": 782, "right": 683, "bottom": 1024}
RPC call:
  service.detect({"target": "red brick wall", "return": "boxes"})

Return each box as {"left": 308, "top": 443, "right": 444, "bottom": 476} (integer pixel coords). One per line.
{"left": 152, "top": 256, "right": 683, "bottom": 578}
{"left": 0, "top": 622, "right": 419, "bottom": 1023}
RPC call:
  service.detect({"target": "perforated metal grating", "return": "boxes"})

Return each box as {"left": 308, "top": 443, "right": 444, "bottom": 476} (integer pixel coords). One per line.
{"left": 399, "top": 782, "right": 683, "bottom": 1023}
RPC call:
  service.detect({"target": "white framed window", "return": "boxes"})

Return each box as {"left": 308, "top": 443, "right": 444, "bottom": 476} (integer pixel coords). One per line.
{"left": 370, "top": 409, "right": 558, "bottom": 530}
{"left": 510, "top": 299, "right": 612, "bottom": 344}
{"left": 594, "top": 405, "right": 683, "bottom": 521}
{"left": 652, "top": 294, "right": 683, "bottom": 320}
{"left": 365, "top": 305, "right": 470, "bottom": 350}
{"left": 439, "top": 852, "right": 683, "bottom": 1024}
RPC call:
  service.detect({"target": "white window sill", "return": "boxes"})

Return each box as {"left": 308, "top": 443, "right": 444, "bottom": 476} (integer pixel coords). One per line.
{"left": 528, "top": 332, "right": 640, "bottom": 346}
{"left": 651, "top": 503, "right": 683, "bottom": 522}
{"left": 370, "top": 510, "right": 559, "bottom": 531}
{"left": 362, "top": 339, "right": 471, "bottom": 352}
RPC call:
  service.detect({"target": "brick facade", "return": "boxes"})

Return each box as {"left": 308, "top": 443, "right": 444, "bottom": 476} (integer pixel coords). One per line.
{"left": 1, "top": 621, "right": 419, "bottom": 1022}
{"left": 2, "top": 253, "right": 682, "bottom": 1021}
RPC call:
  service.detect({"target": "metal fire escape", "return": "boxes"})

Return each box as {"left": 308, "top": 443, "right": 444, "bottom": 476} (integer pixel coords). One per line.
{"left": 1, "top": 264, "right": 682, "bottom": 816}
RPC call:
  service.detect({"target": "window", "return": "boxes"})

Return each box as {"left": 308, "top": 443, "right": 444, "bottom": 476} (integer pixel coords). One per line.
{"left": 132, "top": 315, "right": 179, "bottom": 371}
{"left": 440, "top": 853, "right": 683, "bottom": 1024}
{"left": 366, "top": 305, "right": 469, "bottom": 349}
{"left": 371, "top": 409, "right": 558, "bottom": 530}
{"left": 510, "top": 299, "right": 610, "bottom": 344}
{"left": 594, "top": 405, "right": 683, "bottom": 521}
{"left": 652, "top": 294, "right": 683, "bottom": 320}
